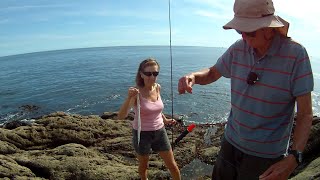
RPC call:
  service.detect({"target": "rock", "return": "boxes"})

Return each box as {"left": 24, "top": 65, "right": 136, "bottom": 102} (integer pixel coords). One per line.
{"left": 290, "top": 157, "right": 320, "bottom": 180}
{"left": 0, "top": 140, "right": 19, "bottom": 154}
{"left": 0, "top": 112, "right": 203, "bottom": 179}
{"left": 304, "top": 120, "right": 320, "bottom": 162}
{"left": 0, "top": 112, "right": 319, "bottom": 179}
{"left": 290, "top": 119, "right": 320, "bottom": 178}
{"left": 0, "top": 155, "right": 36, "bottom": 178}
{"left": 3, "top": 120, "right": 32, "bottom": 130}
{"left": 101, "top": 111, "right": 135, "bottom": 120}
{"left": 19, "top": 104, "right": 40, "bottom": 112}
{"left": 163, "top": 113, "right": 184, "bottom": 123}
{"left": 100, "top": 112, "right": 118, "bottom": 120}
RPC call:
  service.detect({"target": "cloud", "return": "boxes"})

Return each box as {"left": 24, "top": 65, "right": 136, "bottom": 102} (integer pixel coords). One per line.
{"left": 1, "top": 34, "right": 78, "bottom": 41}
{"left": 182, "top": 0, "right": 233, "bottom": 21}
{"left": 0, "top": 4, "right": 71, "bottom": 12}
{"left": 274, "top": 1, "right": 320, "bottom": 32}
{"left": 145, "top": 29, "right": 171, "bottom": 36}
{"left": 274, "top": 0, "right": 319, "bottom": 18}
{"left": 194, "top": 10, "right": 231, "bottom": 20}
{"left": 35, "top": 34, "right": 77, "bottom": 40}
{"left": 273, "top": 1, "right": 320, "bottom": 54}
{"left": 0, "top": 19, "right": 10, "bottom": 24}
{"left": 187, "top": 0, "right": 232, "bottom": 11}
{"left": 68, "top": 21, "right": 85, "bottom": 25}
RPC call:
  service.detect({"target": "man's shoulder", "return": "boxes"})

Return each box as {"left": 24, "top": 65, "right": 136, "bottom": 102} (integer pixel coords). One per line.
{"left": 280, "top": 37, "right": 306, "bottom": 51}
{"left": 232, "top": 39, "right": 246, "bottom": 48}
{"left": 226, "top": 39, "right": 247, "bottom": 52}
{"left": 276, "top": 37, "right": 309, "bottom": 59}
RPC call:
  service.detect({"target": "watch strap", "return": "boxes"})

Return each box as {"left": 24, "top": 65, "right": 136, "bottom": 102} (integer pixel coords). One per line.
{"left": 288, "top": 150, "right": 303, "bottom": 165}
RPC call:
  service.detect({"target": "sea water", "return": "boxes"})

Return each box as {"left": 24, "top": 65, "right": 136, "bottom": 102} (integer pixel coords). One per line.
{"left": 0, "top": 46, "right": 319, "bottom": 124}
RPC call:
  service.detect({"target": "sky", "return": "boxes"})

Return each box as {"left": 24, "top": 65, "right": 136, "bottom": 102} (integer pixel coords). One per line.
{"left": 0, "top": 0, "right": 319, "bottom": 58}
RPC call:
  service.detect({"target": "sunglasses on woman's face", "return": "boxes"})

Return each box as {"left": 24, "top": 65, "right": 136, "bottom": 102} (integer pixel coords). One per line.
{"left": 247, "top": 72, "right": 259, "bottom": 85}
{"left": 236, "top": 30, "right": 257, "bottom": 37}
{"left": 142, "top": 71, "right": 159, "bottom": 77}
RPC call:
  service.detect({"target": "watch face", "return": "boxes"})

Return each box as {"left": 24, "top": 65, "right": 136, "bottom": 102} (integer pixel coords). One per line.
{"left": 289, "top": 150, "right": 303, "bottom": 164}
{"left": 297, "top": 152, "right": 303, "bottom": 163}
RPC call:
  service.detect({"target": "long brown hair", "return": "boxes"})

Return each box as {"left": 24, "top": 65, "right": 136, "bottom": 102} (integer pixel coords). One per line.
{"left": 135, "top": 58, "right": 160, "bottom": 88}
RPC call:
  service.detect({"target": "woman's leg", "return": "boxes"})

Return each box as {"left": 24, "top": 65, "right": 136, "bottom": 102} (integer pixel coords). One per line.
{"left": 159, "top": 150, "right": 181, "bottom": 180}
{"left": 137, "top": 154, "right": 150, "bottom": 180}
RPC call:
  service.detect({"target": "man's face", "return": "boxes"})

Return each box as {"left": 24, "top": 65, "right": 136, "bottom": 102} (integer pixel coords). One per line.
{"left": 241, "top": 28, "right": 273, "bottom": 49}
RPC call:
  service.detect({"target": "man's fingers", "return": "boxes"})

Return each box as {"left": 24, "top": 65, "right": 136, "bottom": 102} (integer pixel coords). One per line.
{"left": 186, "top": 87, "right": 193, "bottom": 93}
{"left": 178, "top": 76, "right": 193, "bottom": 94}
{"left": 187, "top": 77, "right": 194, "bottom": 86}
{"left": 186, "top": 77, "right": 193, "bottom": 93}
{"left": 178, "top": 78, "right": 186, "bottom": 94}
{"left": 259, "top": 166, "right": 274, "bottom": 179}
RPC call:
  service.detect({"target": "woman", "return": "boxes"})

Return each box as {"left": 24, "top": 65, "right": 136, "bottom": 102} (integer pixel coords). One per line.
{"left": 118, "top": 58, "right": 181, "bottom": 180}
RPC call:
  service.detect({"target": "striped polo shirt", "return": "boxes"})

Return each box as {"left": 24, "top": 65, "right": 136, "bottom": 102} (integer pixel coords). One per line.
{"left": 214, "top": 34, "right": 314, "bottom": 158}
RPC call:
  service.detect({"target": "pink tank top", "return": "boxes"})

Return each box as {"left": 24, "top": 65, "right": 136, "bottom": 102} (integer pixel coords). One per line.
{"left": 132, "top": 93, "right": 164, "bottom": 131}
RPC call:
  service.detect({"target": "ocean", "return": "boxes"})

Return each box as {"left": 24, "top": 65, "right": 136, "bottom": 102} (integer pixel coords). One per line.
{"left": 0, "top": 46, "right": 319, "bottom": 125}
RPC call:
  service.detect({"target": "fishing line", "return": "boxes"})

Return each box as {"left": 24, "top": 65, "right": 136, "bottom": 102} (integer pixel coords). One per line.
{"left": 168, "top": 0, "right": 174, "bottom": 145}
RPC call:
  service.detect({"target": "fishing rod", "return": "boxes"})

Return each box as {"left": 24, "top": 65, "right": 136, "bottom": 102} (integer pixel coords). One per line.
{"left": 172, "top": 123, "right": 196, "bottom": 150}
{"left": 168, "top": 0, "right": 174, "bottom": 145}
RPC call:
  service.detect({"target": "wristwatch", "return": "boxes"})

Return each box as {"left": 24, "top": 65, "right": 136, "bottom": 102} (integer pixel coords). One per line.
{"left": 288, "top": 150, "right": 303, "bottom": 165}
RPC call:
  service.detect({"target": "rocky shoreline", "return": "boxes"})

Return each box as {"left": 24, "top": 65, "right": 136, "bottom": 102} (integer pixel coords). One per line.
{"left": 0, "top": 112, "right": 319, "bottom": 179}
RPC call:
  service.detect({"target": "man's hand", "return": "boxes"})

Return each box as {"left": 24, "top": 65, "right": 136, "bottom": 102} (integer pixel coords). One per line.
{"left": 259, "top": 155, "right": 297, "bottom": 180}
{"left": 178, "top": 74, "right": 195, "bottom": 94}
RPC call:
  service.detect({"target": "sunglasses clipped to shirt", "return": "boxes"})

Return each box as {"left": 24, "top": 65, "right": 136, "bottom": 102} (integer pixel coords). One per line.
{"left": 247, "top": 72, "right": 259, "bottom": 85}
{"left": 142, "top": 71, "right": 159, "bottom": 77}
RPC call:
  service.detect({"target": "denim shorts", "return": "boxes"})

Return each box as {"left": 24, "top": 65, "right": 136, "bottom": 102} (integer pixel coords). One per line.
{"left": 132, "top": 127, "right": 171, "bottom": 155}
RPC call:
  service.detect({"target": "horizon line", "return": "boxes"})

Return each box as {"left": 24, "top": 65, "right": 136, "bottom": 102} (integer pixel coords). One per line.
{"left": 0, "top": 45, "right": 227, "bottom": 59}
{"left": 1, "top": 45, "right": 319, "bottom": 60}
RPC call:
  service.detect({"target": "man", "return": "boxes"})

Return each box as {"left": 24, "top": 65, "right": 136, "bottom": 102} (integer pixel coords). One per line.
{"left": 178, "top": 0, "right": 314, "bottom": 179}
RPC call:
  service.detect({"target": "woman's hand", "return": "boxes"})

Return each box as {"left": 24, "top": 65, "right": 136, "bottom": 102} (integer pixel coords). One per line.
{"left": 128, "top": 87, "right": 139, "bottom": 98}
{"left": 164, "top": 118, "right": 177, "bottom": 125}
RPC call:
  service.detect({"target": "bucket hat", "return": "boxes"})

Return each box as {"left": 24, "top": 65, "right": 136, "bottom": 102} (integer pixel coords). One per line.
{"left": 223, "top": 0, "right": 289, "bottom": 36}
